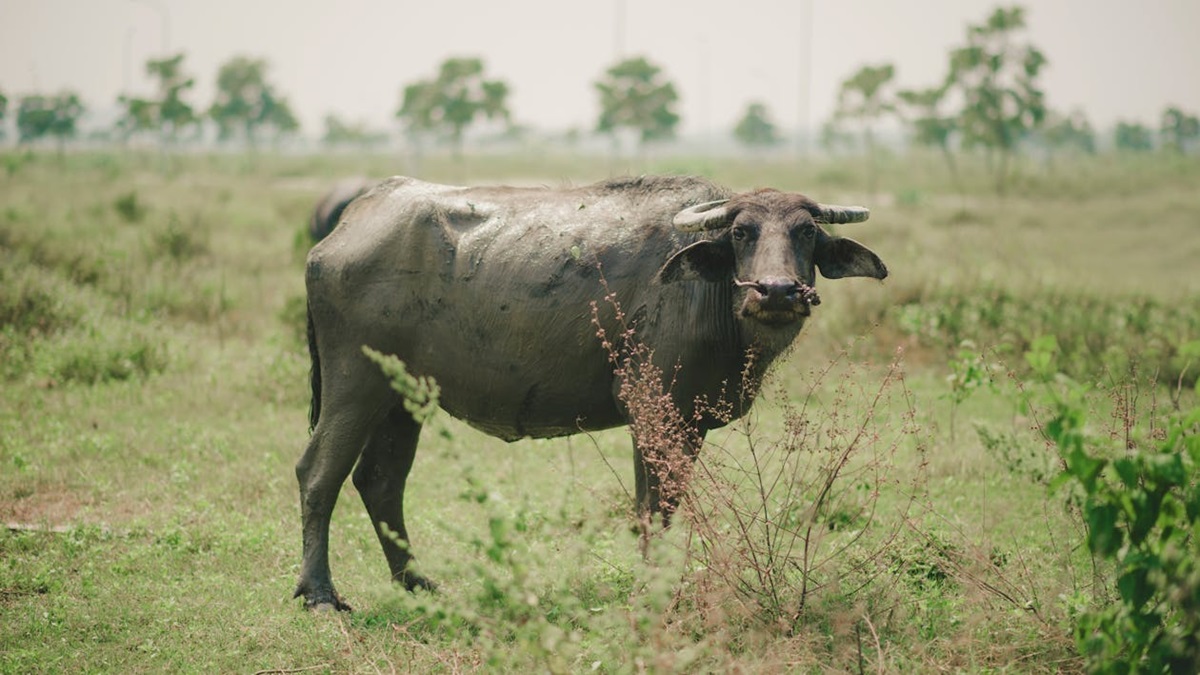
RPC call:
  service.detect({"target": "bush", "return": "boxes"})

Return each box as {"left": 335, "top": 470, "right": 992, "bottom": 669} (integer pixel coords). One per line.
{"left": 148, "top": 214, "right": 208, "bottom": 263}
{"left": 1046, "top": 387, "right": 1200, "bottom": 672}
{"left": 113, "top": 190, "right": 147, "bottom": 223}
{"left": 894, "top": 285, "right": 1200, "bottom": 389}
{"left": 40, "top": 330, "right": 168, "bottom": 385}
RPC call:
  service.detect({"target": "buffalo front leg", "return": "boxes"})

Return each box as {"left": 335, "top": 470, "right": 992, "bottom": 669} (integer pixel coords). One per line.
{"left": 632, "top": 429, "right": 706, "bottom": 529}
{"left": 352, "top": 406, "right": 435, "bottom": 592}
{"left": 294, "top": 405, "right": 382, "bottom": 611}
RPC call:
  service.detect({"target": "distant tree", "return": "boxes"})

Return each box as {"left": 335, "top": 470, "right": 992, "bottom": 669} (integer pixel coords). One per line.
{"left": 1042, "top": 108, "right": 1096, "bottom": 156}
{"left": 395, "top": 57, "right": 511, "bottom": 160}
{"left": 1160, "top": 106, "right": 1200, "bottom": 154}
{"left": 733, "top": 101, "right": 782, "bottom": 149}
{"left": 149, "top": 54, "right": 198, "bottom": 144}
{"left": 208, "top": 56, "right": 299, "bottom": 148}
{"left": 897, "top": 85, "right": 959, "bottom": 184}
{"left": 322, "top": 114, "right": 388, "bottom": 148}
{"left": 116, "top": 52, "right": 198, "bottom": 149}
{"left": 0, "top": 90, "right": 8, "bottom": 141}
{"left": 115, "top": 95, "right": 157, "bottom": 143}
{"left": 594, "top": 56, "right": 680, "bottom": 149}
{"left": 818, "top": 119, "right": 856, "bottom": 155}
{"left": 1114, "top": 121, "right": 1154, "bottom": 153}
{"left": 17, "top": 92, "right": 85, "bottom": 154}
{"left": 946, "top": 5, "right": 1048, "bottom": 194}
{"left": 833, "top": 63, "right": 897, "bottom": 193}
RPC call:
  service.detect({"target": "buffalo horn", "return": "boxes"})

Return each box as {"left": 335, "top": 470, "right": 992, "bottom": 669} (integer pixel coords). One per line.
{"left": 672, "top": 199, "right": 731, "bottom": 231}
{"left": 816, "top": 203, "right": 871, "bottom": 224}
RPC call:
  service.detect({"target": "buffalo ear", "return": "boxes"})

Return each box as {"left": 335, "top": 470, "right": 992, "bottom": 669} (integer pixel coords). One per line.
{"left": 656, "top": 240, "right": 734, "bottom": 284}
{"left": 815, "top": 235, "right": 888, "bottom": 280}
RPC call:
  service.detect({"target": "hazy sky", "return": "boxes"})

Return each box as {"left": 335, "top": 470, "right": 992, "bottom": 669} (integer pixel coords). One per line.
{"left": 2, "top": 0, "right": 1199, "bottom": 138}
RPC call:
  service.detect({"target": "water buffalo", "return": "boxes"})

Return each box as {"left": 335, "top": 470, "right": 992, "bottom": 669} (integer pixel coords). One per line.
{"left": 308, "top": 176, "right": 375, "bottom": 241}
{"left": 295, "top": 175, "right": 887, "bottom": 610}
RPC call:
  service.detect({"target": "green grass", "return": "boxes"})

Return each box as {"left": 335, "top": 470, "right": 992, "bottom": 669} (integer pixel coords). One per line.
{"left": 1, "top": 149, "right": 1197, "bottom": 672}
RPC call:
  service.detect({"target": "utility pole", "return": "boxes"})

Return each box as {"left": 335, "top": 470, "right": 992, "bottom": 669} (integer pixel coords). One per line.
{"left": 131, "top": 0, "right": 171, "bottom": 55}
{"left": 797, "top": 0, "right": 813, "bottom": 158}
{"left": 614, "top": 0, "right": 626, "bottom": 58}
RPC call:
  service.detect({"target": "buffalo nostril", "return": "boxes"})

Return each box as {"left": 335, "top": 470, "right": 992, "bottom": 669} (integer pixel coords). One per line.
{"left": 735, "top": 278, "right": 820, "bottom": 309}
{"left": 758, "top": 278, "right": 801, "bottom": 301}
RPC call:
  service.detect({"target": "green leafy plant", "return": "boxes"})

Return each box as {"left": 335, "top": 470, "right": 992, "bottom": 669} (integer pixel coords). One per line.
{"left": 1006, "top": 333, "right": 1200, "bottom": 672}
{"left": 1048, "top": 396, "right": 1200, "bottom": 672}
{"left": 113, "top": 190, "right": 146, "bottom": 223}
{"left": 943, "top": 341, "right": 999, "bottom": 441}
{"left": 362, "top": 346, "right": 440, "bottom": 423}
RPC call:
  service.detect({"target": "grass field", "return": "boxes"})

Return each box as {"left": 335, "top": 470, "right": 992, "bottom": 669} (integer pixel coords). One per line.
{"left": 1, "top": 149, "right": 1198, "bottom": 672}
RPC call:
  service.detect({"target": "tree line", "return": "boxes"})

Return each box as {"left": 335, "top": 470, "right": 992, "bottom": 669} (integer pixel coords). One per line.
{"left": 1, "top": 5, "right": 1196, "bottom": 177}
{"left": 826, "top": 5, "right": 1199, "bottom": 193}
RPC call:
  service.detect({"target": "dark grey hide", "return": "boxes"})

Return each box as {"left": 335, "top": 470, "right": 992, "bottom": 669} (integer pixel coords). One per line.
{"left": 308, "top": 176, "right": 376, "bottom": 242}
{"left": 295, "top": 175, "right": 887, "bottom": 610}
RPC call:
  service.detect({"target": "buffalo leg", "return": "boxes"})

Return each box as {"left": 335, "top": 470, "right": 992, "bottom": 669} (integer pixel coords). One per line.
{"left": 632, "top": 430, "right": 706, "bottom": 529}
{"left": 352, "top": 406, "right": 435, "bottom": 592}
{"left": 294, "top": 395, "right": 387, "bottom": 611}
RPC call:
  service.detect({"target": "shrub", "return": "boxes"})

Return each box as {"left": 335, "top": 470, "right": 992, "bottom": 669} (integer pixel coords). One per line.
{"left": 1046, "top": 387, "right": 1200, "bottom": 672}
{"left": 894, "top": 285, "right": 1200, "bottom": 389}
{"left": 42, "top": 331, "right": 168, "bottom": 384}
{"left": 113, "top": 190, "right": 146, "bottom": 223}
{"left": 148, "top": 213, "right": 208, "bottom": 263}
{"left": 589, "top": 279, "right": 925, "bottom": 641}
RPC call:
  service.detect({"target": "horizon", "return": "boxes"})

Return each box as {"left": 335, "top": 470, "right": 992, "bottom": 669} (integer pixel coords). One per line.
{"left": 3, "top": 0, "right": 1199, "bottom": 141}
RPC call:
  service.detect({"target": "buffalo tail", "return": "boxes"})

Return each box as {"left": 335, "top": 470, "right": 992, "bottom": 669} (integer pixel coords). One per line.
{"left": 307, "top": 301, "right": 321, "bottom": 432}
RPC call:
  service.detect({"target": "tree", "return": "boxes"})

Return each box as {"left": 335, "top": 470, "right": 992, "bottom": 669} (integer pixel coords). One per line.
{"left": 818, "top": 119, "right": 856, "bottom": 155}
{"left": 17, "top": 92, "right": 85, "bottom": 154}
{"left": 115, "top": 95, "right": 157, "bottom": 142}
{"left": 897, "top": 85, "right": 960, "bottom": 184}
{"left": 116, "top": 53, "right": 198, "bottom": 148}
{"left": 395, "top": 57, "right": 511, "bottom": 159}
{"left": 148, "top": 54, "right": 198, "bottom": 144}
{"left": 733, "top": 101, "right": 782, "bottom": 149}
{"left": 208, "top": 56, "right": 299, "bottom": 148}
{"left": 1160, "top": 106, "right": 1200, "bottom": 154}
{"left": 322, "top": 114, "right": 388, "bottom": 149}
{"left": 0, "top": 90, "right": 8, "bottom": 141}
{"left": 1042, "top": 108, "right": 1095, "bottom": 156}
{"left": 833, "top": 63, "right": 897, "bottom": 193}
{"left": 1114, "top": 121, "right": 1154, "bottom": 153}
{"left": 594, "top": 56, "right": 680, "bottom": 149}
{"left": 946, "top": 5, "right": 1048, "bottom": 194}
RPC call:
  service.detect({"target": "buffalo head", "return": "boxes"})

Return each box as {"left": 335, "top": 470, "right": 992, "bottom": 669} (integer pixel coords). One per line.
{"left": 657, "top": 189, "right": 887, "bottom": 331}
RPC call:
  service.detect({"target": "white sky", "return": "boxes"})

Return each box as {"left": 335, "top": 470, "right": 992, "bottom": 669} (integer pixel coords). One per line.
{"left": 2, "top": 0, "right": 1198, "bottom": 138}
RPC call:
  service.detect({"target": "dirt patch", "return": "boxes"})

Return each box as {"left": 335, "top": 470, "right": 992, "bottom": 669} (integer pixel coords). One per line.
{"left": 1, "top": 482, "right": 91, "bottom": 529}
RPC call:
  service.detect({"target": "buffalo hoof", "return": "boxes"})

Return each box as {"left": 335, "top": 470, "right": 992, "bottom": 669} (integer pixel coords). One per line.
{"left": 305, "top": 595, "right": 352, "bottom": 612}
{"left": 295, "top": 583, "right": 352, "bottom": 612}
{"left": 400, "top": 571, "right": 437, "bottom": 593}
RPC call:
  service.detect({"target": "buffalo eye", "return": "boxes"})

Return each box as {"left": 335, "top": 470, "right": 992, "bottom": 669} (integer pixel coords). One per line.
{"left": 731, "top": 224, "right": 755, "bottom": 242}
{"left": 796, "top": 224, "right": 816, "bottom": 240}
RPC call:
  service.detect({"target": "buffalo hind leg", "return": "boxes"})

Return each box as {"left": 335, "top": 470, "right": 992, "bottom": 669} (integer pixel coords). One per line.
{"left": 294, "top": 397, "right": 387, "bottom": 611}
{"left": 352, "top": 406, "right": 435, "bottom": 592}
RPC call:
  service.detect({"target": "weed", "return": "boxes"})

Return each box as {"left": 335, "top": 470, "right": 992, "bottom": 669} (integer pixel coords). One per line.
{"left": 895, "top": 285, "right": 1200, "bottom": 389}
{"left": 1045, "top": 383, "right": 1200, "bottom": 671}
{"left": 363, "top": 346, "right": 440, "bottom": 423}
{"left": 588, "top": 273, "right": 927, "bottom": 660}
{"left": 41, "top": 331, "right": 167, "bottom": 384}
{"left": 277, "top": 294, "right": 308, "bottom": 347}
{"left": 0, "top": 268, "right": 72, "bottom": 337}
{"left": 148, "top": 213, "right": 208, "bottom": 263}
{"left": 113, "top": 190, "right": 146, "bottom": 224}
{"left": 680, "top": 352, "right": 924, "bottom": 639}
